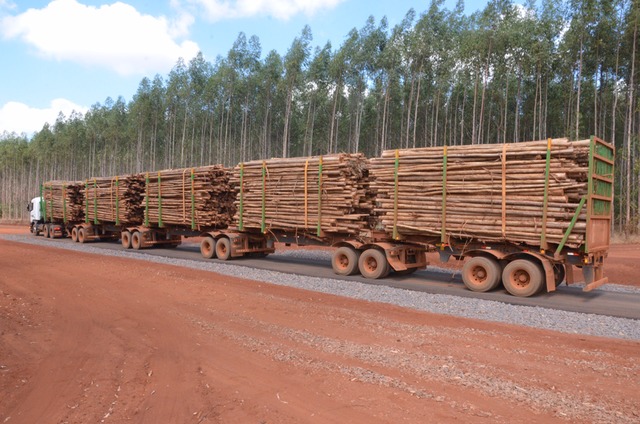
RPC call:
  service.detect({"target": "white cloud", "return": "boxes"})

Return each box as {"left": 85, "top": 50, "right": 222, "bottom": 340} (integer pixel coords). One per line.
{"left": 0, "top": 0, "right": 200, "bottom": 75}
{"left": 0, "top": 99, "right": 88, "bottom": 135}
{"left": 188, "top": 0, "right": 345, "bottom": 21}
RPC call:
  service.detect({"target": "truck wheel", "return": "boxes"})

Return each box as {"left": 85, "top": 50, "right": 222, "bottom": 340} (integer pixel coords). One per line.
{"left": 502, "top": 259, "right": 544, "bottom": 297}
{"left": 131, "top": 231, "right": 142, "bottom": 250}
{"left": 71, "top": 227, "right": 78, "bottom": 242}
{"left": 77, "top": 227, "right": 86, "bottom": 243}
{"left": 332, "top": 246, "right": 360, "bottom": 276}
{"left": 553, "top": 264, "right": 565, "bottom": 287}
{"left": 200, "top": 237, "right": 216, "bottom": 259}
{"left": 121, "top": 231, "right": 132, "bottom": 249}
{"left": 215, "top": 237, "right": 231, "bottom": 260}
{"left": 358, "top": 248, "right": 390, "bottom": 279}
{"left": 462, "top": 256, "right": 502, "bottom": 292}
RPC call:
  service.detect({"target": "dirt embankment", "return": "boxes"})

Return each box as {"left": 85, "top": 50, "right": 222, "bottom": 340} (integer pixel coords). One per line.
{"left": 0, "top": 230, "right": 638, "bottom": 423}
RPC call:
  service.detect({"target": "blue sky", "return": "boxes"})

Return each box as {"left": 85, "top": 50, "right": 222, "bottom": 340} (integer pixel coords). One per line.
{"left": 0, "top": 0, "right": 494, "bottom": 136}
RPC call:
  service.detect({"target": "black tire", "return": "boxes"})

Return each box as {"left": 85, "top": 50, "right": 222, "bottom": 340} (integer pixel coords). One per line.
{"left": 215, "top": 237, "right": 232, "bottom": 260}
{"left": 71, "top": 227, "right": 78, "bottom": 242}
{"left": 121, "top": 231, "right": 132, "bottom": 249}
{"left": 502, "top": 259, "right": 544, "bottom": 297}
{"left": 77, "top": 227, "right": 86, "bottom": 243}
{"left": 200, "top": 237, "right": 216, "bottom": 259}
{"left": 358, "top": 248, "right": 390, "bottom": 279}
{"left": 461, "top": 256, "right": 502, "bottom": 292}
{"left": 332, "top": 246, "right": 360, "bottom": 276}
{"left": 131, "top": 231, "right": 142, "bottom": 250}
{"left": 553, "top": 263, "right": 566, "bottom": 287}
{"left": 395, "top": 267, "right": 418, "bottom": 276}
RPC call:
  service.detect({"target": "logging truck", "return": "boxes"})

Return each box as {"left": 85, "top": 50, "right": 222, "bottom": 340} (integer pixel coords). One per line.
{"left": 30, "top": 136, "right": 613, "bottom": 297}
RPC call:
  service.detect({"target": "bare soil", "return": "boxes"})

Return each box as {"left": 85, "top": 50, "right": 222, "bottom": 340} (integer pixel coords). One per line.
{"left": 1, "top": 224, "right": 639, "bottom": 423}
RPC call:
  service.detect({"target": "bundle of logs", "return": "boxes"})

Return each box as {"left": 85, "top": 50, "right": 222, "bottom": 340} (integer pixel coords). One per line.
{"left": 42, "top": 181, "right": 84, "bottom": 222}
{"left": 83, "top": 174, "right": 146, "bottom": 225}
{"left": 144, "top": 165, "right": 235, "bottom": 228}
{"left": 231, "top": 153, "right": 374, "bottom": 237}
{"left": 370, "top": 138, "right": 592, "bottom": 248}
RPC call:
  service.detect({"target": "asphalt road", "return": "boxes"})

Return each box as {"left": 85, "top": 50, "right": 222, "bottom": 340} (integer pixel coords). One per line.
{"left": 45, "top": 238, "right": 640, "bottom": 321}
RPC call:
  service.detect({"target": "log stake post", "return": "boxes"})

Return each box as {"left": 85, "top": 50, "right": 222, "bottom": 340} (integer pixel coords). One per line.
{"left": 93, "top": 179, "right": 98, "bottom": 225}
{"left": 191, "top": 168, "right": 196, "bottom": 230}
{"left": 40, "top": 183, "right": 45, "bottom": 222}
{"left": 304, "top": 159, "right": 309, "bottom": 229}
{"left": 157, "top": 172, "right": 163, "bottom": 228}
{"left": 85, "top": 180, "right": 89, "bottom": 224}
{"left": 63, "top": 183, "right": 67, "bottom": 224}
{"left": 393, "top": 149, "right": 400, "bottom": 240}
{"left": 317, "top": 156, "right": 323, "bottom": 237}
{"left": 540, "top": 138, "right": 552, "bottom": 252}
{"left": 114, "top": 177, "right": 120, "bottom": 226}
{"left": 501, "top": 144, "right": 507, "bottom": 238}
{"left": 239, "top": 163, "right": 244, "bottom": 231}
{"left": 441, "top": 146, "right": 448, "bottom": 248}
{"left": 144, "top": 173, "right": 150, "bottom": 227}
{"left": 261, "top": 161, "right": 267, "bottom": 234}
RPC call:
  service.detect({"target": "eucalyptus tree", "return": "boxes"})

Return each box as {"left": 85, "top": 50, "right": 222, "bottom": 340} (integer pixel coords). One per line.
{"left": 282, "top": 26, "right": 312, "bottom": 158}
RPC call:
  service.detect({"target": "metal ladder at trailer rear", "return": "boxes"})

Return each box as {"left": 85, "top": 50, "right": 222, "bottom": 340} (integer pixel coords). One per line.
{"left": 559, "top": 136, "right": 614, "bottom": 291}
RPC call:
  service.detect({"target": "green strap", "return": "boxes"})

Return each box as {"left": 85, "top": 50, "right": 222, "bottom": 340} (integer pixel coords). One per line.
{"left": 239, "top": 163, "right": 244, "bottom": 231}
{"left": 393, "top": 150, "right": 400, "bottom": 240}
{"left": 115, "top": 177, "right": 120, "bottom": 226}
{"left": 40, "top": 183, "right": 45, "bottom": 221}
{"left": 144, "top": 173, "right": 149, "bottom": 227}
{"left": 158, "top": 173, "right": 163, "bottom": 228}
{"left": 85, "top": 180, "right": 89, "bottom": 224}
{"left": 557, "top": 197, "right": 587, "bottom": 257}
{"left": 317, "top": 156, "right": 323, "bottom": 237}
{"left": 191, "top": 169, "right": 196, "bottom": 230}
{"left": 63, "top": 183, "right": 67, "bottom": 224}
{"left": 261, "top": 161, "right": 267, "bottom": 233}
{"left": 586, "top": 135, "right": 595, "bottom": 253}
{"left": 540, "top": 138, "right": 552, "bottom": 251}
{"left": 441, "top": 146, "right": 448, "bottom": 245}
{"left": 93, "top": 179, "right": 98, "bottom": 224}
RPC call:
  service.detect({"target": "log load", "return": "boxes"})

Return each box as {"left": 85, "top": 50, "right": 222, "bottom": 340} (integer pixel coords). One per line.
{"left": 144, "top": 165, "right": 235, "bottom": 229}
{"left": 42, "top": 181, "right": 84, "bottom": 223}
{"left": 83, "top": 174, "right": 145, "bottom": 225}
{"left": 370, "top": 138, "right": 598, "bottom": 249}
{"left": 231, "top": 154, "right": 374, "bottom": 237}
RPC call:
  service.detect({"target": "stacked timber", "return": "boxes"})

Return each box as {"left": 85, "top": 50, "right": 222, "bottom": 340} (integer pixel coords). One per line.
{"left": 144, "top": 165, "right": 235, "bottom": 228}
{"left": 42, "top": 181, "right": 84, "bottom": 222}
{"left": 370, "top": 138, "right": 593, "bottom": 248}
{"left": 83, "top": 174, "right": 145, "bottom": 225}
{"left": 231, "top": 154, "right": 373, "bottom": 237}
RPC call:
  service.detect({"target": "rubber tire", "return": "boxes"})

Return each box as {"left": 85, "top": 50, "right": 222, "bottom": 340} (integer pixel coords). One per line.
{"left": 553, "top": 263, "right": 566, "bottom": 287}
{"left": 121, "top": 231, "right": 132, "bottom": 249}
{"left": 396, "top": 268, "right": 418, "bottom": 276}
{"left": 332, "top": 246, "right": 360, "bottom": 276}
{"left": 358, "top": 248, "right": 390, "bottom": 279}
{"left": 461, "top": 256, "right": 502, "bottom": 292}
{"left": 215, "top": 237, "right": 232, "bottom": 261}
{"left": 71, "top": 227, "right": 78, "bottom": 242}
{"left": 131, "top": 231, "right": 142, "bottom": 250}
{"left": 502, "top": 259, "right": 544, "bottom": 297}
{"left": 77, "top": 227, "right": 86, "bottom": 243}
{"left": 200, "top": 237, "right": 216, "bottom": 259}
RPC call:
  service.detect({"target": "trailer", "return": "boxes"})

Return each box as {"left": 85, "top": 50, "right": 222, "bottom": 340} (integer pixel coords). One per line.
{"left": 30, "top": 137, "right": 613, "bottom": 298}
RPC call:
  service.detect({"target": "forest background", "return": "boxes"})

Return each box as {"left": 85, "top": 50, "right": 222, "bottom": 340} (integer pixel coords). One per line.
{"left": 1, "top": 0, "right": 639, "bottom": 234}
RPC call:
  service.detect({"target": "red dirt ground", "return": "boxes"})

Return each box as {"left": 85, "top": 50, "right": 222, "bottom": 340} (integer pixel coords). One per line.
{"left": 1, "top": 224, "right": 638, "bottom": 423}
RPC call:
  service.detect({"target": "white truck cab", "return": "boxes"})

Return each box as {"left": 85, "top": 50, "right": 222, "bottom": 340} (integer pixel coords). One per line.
{"left": 28, "top": 197, "right": 43, "bottom": 233}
